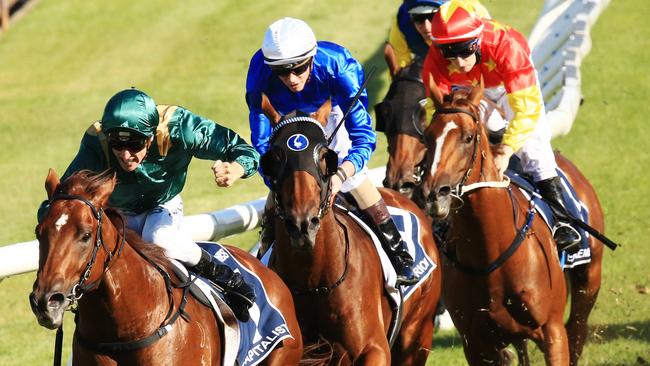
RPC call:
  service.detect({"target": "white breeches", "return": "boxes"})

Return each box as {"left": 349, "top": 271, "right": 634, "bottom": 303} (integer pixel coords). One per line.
{"left": 481, "top": 86, "right": 558, "bottom": 182}
{"left": 323, "top": 104, "right": 370, "bottom": 192}
{"left": 124, "top": 194, "right": 202, "bottom": 266}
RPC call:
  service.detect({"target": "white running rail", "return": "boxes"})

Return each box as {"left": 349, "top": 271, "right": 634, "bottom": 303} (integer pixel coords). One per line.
{"left": 0, "top": 0, "right": 610, "bottom": 279}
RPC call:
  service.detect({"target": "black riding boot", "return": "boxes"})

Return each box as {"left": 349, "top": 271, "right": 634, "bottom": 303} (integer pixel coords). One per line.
{"left": 363, "top": 200, "right": 419, "bottom": 286}
{"left": 191, "top": 250, "right": 256, "bottom": 322}
{"left": 537, "top": 176, "right": 582, "bottom": 253}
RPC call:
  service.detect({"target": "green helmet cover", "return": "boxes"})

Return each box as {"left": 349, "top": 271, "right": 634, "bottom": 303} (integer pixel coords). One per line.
{"left": 101, "top": 89, "right": 158, "bottom": 137}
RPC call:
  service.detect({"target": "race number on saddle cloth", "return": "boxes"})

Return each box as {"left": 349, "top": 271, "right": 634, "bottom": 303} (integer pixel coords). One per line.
{"left": 260, "top": 205, "right": 437, "bottom": 306}
{"left": 171, "top": 242, "right": 294, "bottom": 366}
{"left": 505, "top": 167, "right": 592, "bottom": 268}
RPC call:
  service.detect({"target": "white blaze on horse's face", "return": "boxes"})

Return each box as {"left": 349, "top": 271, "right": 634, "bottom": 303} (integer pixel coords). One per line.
{"left": 430, "top": 121, "right": 459, "bottom": 176}
{"left": 54, "top": 214, "right": 69, "bottom": 232}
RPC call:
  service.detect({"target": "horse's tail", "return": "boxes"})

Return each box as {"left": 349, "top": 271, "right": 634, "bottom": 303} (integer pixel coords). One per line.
{"left": 299, "top": 336, "right": 346, "bottom": 366}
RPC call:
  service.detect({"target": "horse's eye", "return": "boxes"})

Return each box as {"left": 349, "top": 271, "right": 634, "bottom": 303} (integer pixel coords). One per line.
{"left": 81, "top": 232, "right": 92, "bottom": 242}
{"left": 464, "top": 134, "right": 474, "bottom": 144}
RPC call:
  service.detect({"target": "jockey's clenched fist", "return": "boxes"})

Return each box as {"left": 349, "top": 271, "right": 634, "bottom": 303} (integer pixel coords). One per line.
{"left": 212, "top": 160, "right": 245, "bottom": 187}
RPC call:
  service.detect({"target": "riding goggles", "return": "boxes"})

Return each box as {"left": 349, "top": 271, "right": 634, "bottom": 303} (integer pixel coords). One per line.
{"left": 270, "top": 58, "right": 312, "bottom": 78}
{"left": 437, "top": 38, "right": 480, "bottom": 59}
{"left": 107, "top": 131, "right": 148, "bottom": 153}
{"left": 410, "top": 12, "right": 436, "bottom": 24}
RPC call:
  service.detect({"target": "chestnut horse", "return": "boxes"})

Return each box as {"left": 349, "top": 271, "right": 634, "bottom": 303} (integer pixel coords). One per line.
{"left": 259, "top": 98, "right": 442, "bottom": 365}
{"left": 374, "top": 61, "right": 428, "bottom": 200}
{"left": 414, "top": 83, "right": 603, "bottom": 365}
{"left": 30, "top": 169, "right": 303, "bottom": 365}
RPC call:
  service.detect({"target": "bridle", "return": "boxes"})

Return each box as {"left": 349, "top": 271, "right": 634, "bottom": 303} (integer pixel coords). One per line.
{"left": 47, "top": 194, "right": 126, "bottom": 306}
{"left": 432, "top": 106, "right": 509, "bottom": 196}
{"left": 46, "top": 193, "right": 191, "bottom": 358}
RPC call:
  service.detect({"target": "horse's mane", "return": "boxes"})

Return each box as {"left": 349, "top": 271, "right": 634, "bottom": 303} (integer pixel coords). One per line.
{"left": 105, "top": 210, "right": 174, "bottom": 271}
{"left": 60, "top": 170, "right": 174, "bottom": 272}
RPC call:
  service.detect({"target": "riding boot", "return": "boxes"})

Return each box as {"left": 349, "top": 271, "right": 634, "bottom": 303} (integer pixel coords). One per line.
{"left": 362, "top": 199, "right": 419, "bottom": 286}
{"left": 537, "top": 176, "right": 582, "bottom": 253}
{"left": 257, "top": 204, "right": 275, "bottom": 259}
{"left": 191, "top": 250, "right": 256, "bottom": 322}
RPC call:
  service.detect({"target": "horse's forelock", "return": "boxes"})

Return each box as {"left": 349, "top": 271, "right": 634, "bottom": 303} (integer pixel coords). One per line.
{"left": 60, "top": 170, "right": 114, "bottom": 200}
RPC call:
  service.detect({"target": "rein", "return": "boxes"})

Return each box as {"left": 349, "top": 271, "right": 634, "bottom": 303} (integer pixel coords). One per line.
{"left": 48, "top": 194, "right": 192, "bottom": 361}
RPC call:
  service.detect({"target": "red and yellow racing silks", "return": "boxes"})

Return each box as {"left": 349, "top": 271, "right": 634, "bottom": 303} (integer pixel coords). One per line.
{"left": 422, "top": 18, "right": 544, "bottom": 151}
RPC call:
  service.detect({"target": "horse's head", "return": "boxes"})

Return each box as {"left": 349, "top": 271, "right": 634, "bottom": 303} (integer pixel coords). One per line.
{"left": 414, "top": 81, "right": 495, "bottom": 218}
{"left": 375, "top": 61, "right": 428, "bottom": 198}
{"left": 260, "top": 95, "right": 337, "bottom": 251}
{"left": 29, "top": 169, "right": 118, "bottom": 329}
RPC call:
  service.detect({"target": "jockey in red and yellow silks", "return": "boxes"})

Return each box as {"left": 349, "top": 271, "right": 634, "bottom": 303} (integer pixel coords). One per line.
{"left": 422, "top": 4, "right": 583, "bottom": 252}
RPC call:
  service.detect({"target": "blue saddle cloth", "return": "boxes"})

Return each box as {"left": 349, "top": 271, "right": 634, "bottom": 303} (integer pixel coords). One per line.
{"left": 199, "top": 242, "right": 294, "bottom": 366}
{"left": 505, "top": 169, "right": 592, "bottom": 268}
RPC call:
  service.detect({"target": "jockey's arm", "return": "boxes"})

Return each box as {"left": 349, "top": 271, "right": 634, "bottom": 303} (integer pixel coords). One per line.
{"left": 387, "top": 17, "right": 414, "bottom": 78}
{"left": 384, "top": 43, "right": 399, "bottom": 78}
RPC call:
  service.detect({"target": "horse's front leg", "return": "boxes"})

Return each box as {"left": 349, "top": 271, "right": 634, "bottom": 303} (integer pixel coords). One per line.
{"left": 352, "top": 342, "right": 391, "bottom": 365}
{"left": 565, "top": 246, "right": 603, "bottom": 365}
{"left": 540, "top": 319, "right": 570, "bottom": 366}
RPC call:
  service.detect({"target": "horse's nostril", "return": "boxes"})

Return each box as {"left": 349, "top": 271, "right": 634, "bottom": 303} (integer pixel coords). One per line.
{"left": 401, "top": 182, "right": 416, "bottom": 191}
{"left": 438, "top": 186, "right": 451, "bottom": 197}
{"left": 310, "top": 217, "right": 320, "bottom": 227}
{"left": 47, "top": 293, "right": 65, "bottom": 309}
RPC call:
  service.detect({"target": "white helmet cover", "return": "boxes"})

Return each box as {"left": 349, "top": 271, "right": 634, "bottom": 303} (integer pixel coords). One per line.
{"left": 262, "top": 17, "right": 317, "bottom": 67}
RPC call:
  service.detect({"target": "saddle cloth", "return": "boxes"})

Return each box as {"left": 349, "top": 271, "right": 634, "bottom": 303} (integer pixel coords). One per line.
{"left": 172, "top": 242, "right": 294, "bottom": 366}
{"left": 260, "top": 205, "right": 437, "bottom": 307}
{"left": 506, "top": 169, "right": 592, "bottom": 269}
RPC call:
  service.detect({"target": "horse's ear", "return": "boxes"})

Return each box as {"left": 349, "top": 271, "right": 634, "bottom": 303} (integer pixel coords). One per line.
{"left": 427, "top": 74, "right": 444, "bottom": 111}
{"left": 310, "top": 98, "right": 331, "bottom": 127}
{"left": 45, "top": 169, "right": 60, "bottom": 199}
{"left": 261, "top": 93, "right": 282, "bottom": 127}
{"left": 468, "top": 76, "right": 484, "bottom": 107}
{"left": 94, "top": 171, "right": 117, "bottom": 207}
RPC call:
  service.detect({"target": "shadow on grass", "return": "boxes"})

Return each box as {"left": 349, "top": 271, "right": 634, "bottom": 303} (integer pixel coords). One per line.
{"left": 590, "top": 319, "right": 650, "bottom": 344}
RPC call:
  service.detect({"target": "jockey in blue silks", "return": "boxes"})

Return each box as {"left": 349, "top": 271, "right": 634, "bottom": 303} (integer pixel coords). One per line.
{"left": 246, "top": 17, "right": 419, "bottom": 285}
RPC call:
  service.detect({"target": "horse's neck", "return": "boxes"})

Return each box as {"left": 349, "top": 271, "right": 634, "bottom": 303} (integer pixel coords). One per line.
{"left": 452, "top": 142, "right": 518, "bottom": 255}
{"left": 76, "top": 240, "right": 169, "bottom": 340}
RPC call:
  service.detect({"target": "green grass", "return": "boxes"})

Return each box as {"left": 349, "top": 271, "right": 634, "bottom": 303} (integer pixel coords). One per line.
{"left": 1, "top": 0, "right": 648, "bottom": 365}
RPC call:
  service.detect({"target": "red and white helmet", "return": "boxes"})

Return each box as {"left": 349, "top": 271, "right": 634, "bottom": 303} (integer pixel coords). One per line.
{"left": 431, "top": 4, "right": 484, "bottom": 44}
{"left": 262, "top": 17, "right": 317, "bottom": 67}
